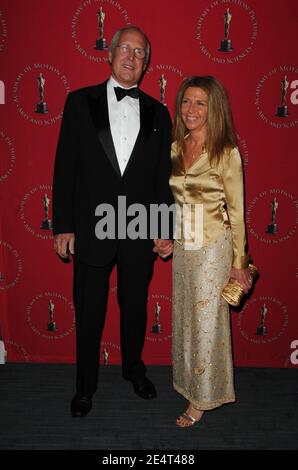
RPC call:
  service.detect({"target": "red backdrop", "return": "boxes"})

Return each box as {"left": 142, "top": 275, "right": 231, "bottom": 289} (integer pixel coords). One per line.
{"left": 0, "top": 0, "right": 297, "bottom": 367}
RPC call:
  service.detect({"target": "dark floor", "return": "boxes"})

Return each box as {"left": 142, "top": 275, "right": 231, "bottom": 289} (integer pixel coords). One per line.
{"left": 0, "top": 364, "right": 297, "bottom": 450}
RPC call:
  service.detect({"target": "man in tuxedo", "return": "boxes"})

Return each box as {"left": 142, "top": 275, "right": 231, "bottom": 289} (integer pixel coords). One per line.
{"left": 52, "top": 26, "right": 174, "bottom": 417}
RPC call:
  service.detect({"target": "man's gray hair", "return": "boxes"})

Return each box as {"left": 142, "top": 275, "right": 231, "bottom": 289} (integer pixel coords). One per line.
{"left": 109, "top": 26, "right": 150, "bottom": 65}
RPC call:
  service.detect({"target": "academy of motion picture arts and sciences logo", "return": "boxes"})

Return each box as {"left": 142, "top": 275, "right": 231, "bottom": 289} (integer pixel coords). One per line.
{"left": 71, "top": 0, "right": 130, "bottom": 64}
{"left": 255, "top": 65, "right": 298, "bottom": 128}
{"left": 146, "top": 294, "right": 172, "bottom": 344}
{"left": 237, "top": 133, "right": 249, "bottom": 166}
{"left": 0, "top": 240, "right": 23, "bottom": 290}
{"left": 20, "top": 185, "right": 54, "bottom": 240}
{"left": 27, "top": 292, "right": 75, "bottom": 340}
{"left": 0, "top": 130, "right": 16, "bottom": 183}
{"left": 99, "top": 284, "right": 125, "bottom": 365}
{"left": 196, "top": 0, "right": 257, "bottom": 64}
{"left": 247, "top": 188, "right": 298, "bottom": 244}
{"left": 237, "top": 296, "right": 288, "bottom": 345}
{"left": 4, "top": 340, "right": 30, "bottom": 362}
{"left": 101, "top": 340, "right": 121, "bottom": 366}
{"left": 0, "top": 9, "right": 7, "bottom": 52}
{"left": 12, "top": 64, "right": 71, "bottom": 126}
{"left": 143, "top": 64, "right": 186, "bottom": 116}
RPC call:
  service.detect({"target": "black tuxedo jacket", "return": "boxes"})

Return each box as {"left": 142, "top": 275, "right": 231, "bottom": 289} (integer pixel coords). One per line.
{"left": 52, "top": 81, "right": 174, "bottom": 266}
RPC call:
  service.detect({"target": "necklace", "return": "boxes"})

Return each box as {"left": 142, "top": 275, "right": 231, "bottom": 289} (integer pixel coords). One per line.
{"left": 190, "top": 142, "right": 204, "bottom": 161}
{"left": 183, "top": 136, "right": 206, "bottom": 169}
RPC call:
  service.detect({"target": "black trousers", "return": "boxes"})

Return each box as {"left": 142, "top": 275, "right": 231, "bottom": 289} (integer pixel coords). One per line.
{"left": 73, "top": 254, "right": 154, "bottom": 396}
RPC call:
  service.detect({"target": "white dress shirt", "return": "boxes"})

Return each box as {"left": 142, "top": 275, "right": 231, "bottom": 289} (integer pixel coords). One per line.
{"left": 107, "top": 76, "right": 140, "bottom": 175}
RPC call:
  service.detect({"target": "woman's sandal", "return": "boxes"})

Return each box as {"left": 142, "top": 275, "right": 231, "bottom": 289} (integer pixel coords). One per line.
{"left": 176, "top": 406, "right": 204, "bottom": 427}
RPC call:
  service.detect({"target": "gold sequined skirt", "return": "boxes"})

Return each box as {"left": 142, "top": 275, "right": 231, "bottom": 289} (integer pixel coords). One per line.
{"left": 172, "top": 229, "right": 236, "bottom": 410}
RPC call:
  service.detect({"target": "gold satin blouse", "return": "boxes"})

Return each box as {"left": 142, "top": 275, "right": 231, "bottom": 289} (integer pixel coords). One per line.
{"left": 170, "top": 142, "right": 249, "bottom": 269}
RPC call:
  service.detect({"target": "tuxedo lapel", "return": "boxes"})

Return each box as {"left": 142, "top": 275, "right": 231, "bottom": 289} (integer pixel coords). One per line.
{"left": 122, "top": 92, "right": 155, "bottom": 177}
{"left": 88, "top": 83, "right": 121, "bottom": 177}
{"left": 88, "top": 85, "right": 155, "bottom": 179}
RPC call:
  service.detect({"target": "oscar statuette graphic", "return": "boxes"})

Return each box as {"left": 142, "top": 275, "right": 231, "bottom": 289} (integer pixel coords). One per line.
{"left": 256, "top": 303, "right": 268, "bottom": 336}
{"left": 266, "top": 197, "right": 279, "bottom": 234}
{"left": 276, "top": 75, "right": 289, "bottom": 117}
{"left": 103, "top": 348, "right": 109, "bottom": 365}
{"left": 35, "top": 73, "right": 48, "bottom": 114}
{"left": 151, "top": 302, "right": 162, "bottom": 333}
{"left": 95, "top": 7, "right": 108, "bottom": 50}
{"left": 218, "top": 8, "right": 233, "bottom": 52}
{"left": 158, "top": 74, "right": 167, "bottom": 106}
{"left": 47, "top": 299, "right": 57, "bottom": 331}
{"left": 40, "top": 193, "right": 53, "bottom": 230}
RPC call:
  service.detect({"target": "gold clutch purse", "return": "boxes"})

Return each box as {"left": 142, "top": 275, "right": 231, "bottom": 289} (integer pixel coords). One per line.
{"left": 221, "top": 264, "right": 258, "bottom": 307}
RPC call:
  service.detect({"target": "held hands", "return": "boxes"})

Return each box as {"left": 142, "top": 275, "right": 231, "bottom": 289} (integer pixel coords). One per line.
{"left": 54, "top": 233, "right": 75, "bottom": 259}
{"left": 153, "top": 239, "right": 174, "bottom": 259}
{"left": 54, "top": 235, "right": 173, "bottom": 260}
{"left": 230, "top": 267, "right": 253, "bottom": 293}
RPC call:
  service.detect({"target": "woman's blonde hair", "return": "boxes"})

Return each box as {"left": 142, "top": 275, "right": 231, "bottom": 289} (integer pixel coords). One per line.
{"left": 173, "top": 76, "right": 237, "bottom": 167}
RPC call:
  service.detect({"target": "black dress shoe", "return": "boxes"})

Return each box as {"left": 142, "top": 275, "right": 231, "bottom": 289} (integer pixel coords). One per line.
{"left": 70, "top": 394, "right": 92, "bottom": 417}
{"left": 130, "top": 376, "right": 157, "bottom": 400}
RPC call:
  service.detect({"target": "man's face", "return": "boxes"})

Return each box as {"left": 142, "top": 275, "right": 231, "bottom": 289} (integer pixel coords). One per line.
{"left": 109, "top": 29, "right": 147, "bottom": 88}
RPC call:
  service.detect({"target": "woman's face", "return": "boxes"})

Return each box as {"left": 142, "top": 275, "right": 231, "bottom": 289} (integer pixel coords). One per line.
{"left": 181, "top": 86, "right": 209, "bottom": 132}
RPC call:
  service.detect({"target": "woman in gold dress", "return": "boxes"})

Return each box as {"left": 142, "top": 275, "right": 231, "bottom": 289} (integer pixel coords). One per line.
{"left": 169, "top": 76, "right": 252, "bottom": 427}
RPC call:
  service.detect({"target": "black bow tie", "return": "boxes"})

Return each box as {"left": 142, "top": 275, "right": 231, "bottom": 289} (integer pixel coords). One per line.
{"left": 114, "top": 86, "right": 139, "bottom": 101}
